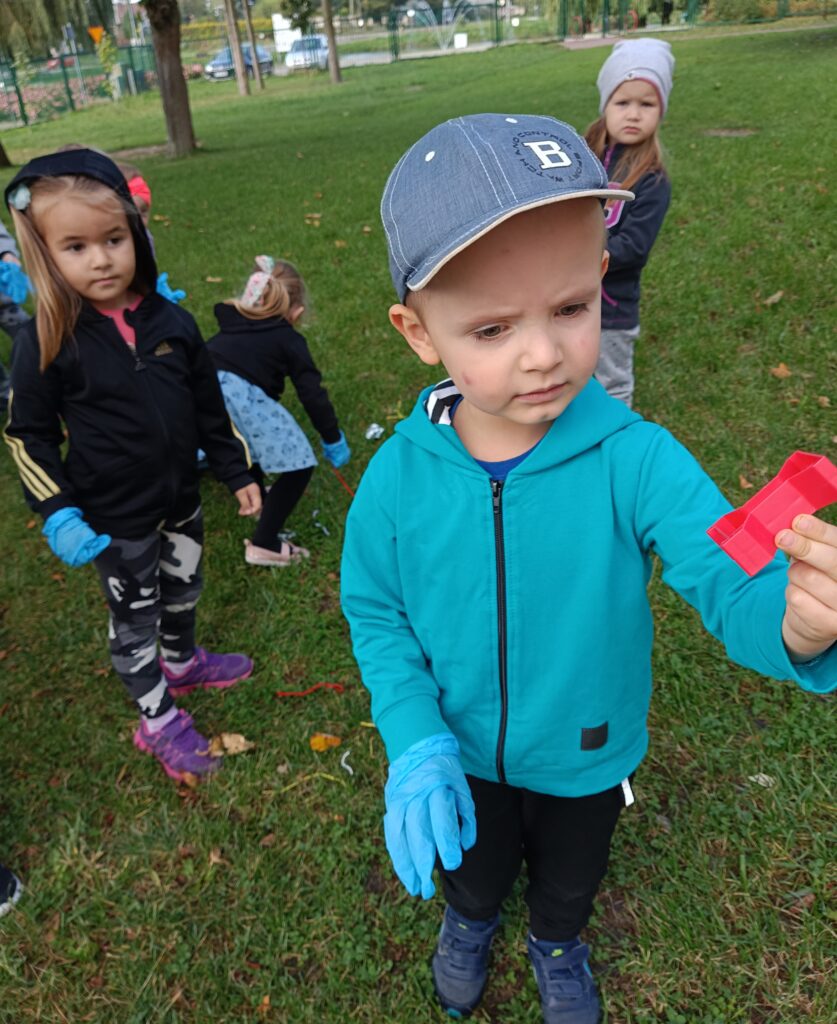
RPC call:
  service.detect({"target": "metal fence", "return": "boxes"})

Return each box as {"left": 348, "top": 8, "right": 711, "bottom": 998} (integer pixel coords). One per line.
{"left": 0, "top": 45, "right": 156, "bottom": 128}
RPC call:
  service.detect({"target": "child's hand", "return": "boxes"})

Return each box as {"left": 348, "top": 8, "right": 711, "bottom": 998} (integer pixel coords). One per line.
{"left": 777, "top": 514, "right": 837, "bottom": 661}
{"left": 321, "top": 431, "right": 351, "bottom": 469}
{"left": 235, "top": 483, "right": 262, "bottom": 517}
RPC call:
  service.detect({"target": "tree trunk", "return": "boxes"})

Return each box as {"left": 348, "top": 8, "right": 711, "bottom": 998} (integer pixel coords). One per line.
{"left": 242, "top": 0, "right": 264, "bottom": 91}
{"left": 142, "top": 0, "right": 196, "bottom": 157}
{"left": 222, "top": 0, "right": 250, "bottom": 97}
{"left": 0, "top": 142, "right": 12, "bottom": 169}
{"left": 321, "top": 0, "right": 342, "bottom": 85}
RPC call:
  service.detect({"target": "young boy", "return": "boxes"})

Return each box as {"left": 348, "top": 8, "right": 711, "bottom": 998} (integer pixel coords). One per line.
{"left": 340, "top": 114, "right": 837, "bottom": 1024}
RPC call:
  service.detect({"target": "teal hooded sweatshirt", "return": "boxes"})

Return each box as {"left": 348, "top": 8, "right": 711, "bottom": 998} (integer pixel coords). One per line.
{"left": 341, "top": 380, "right": 836, "bottom": 797}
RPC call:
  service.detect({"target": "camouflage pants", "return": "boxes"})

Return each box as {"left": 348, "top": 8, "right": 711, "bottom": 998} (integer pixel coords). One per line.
{"left": 93, "top": 507, "right": 203, "bottom": 719}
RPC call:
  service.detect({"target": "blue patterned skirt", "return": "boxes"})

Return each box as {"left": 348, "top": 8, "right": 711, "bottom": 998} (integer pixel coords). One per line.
{"left": 216, "top": 370, "right": 317, "bottom": 474}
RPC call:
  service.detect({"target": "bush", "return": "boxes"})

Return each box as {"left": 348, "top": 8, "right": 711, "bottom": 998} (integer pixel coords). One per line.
{"left": 704, "top": 0, "right": 770, "bottom": 21}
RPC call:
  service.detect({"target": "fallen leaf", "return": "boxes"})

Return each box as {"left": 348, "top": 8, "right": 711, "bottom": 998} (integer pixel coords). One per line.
{"left": 334, "top": 239, "right": 347, "bottom": 248}
{"left": 259, "top": 833, "right": 277, "bottom": 847}
{"left": 258, "top": 995, "right": 271, "bottom": 1018}
{"left": 178, "top": 771, "right": 200, "bottom": 790}
{"left": 296, "top": 151, "right": 304, "bottom": 159}
{"left": 51, "top": 572, "right": 65, "bottom": 583}
{"left": 26, "top": 519, "right": 36, "bottom": 529}
{"left": 816, "top": 395, "right": 831, "bottom": 407}
{"left": 208, "top": 847, "right": 230, "bottom": 867}
{"left": 362, "top": 225, "right": 372, "bottom": 234}
{"left": 314, "top": 191, "right": 323, "bottom": 199}
{"left": 207, "top": 732, "right": 255, "bottom": 757}
{"left": 309, "top": 732, "right": 341, "bottom": 752}
{"left": 763, "top": 290, "right": 784, "bottom": 306}
{"left": 738, "top": 475, "right": 753, "bottom": 490}
{"left": 205, "top": 275, "right": 223, "bottom": 283}
{"left": 0, "top": 651, "right": 6, "bottom": 662}
{"left": 770, "top": 363, "right": 792, "bottom": 379}
{"left": 748, "top": 772, "right": 776, "bottom": 788}
{"left": 276, "top": 761, "right": 290, "bottom": 775}
{"left": 93, "top": 666, "right": 109, "bottom": 677}
{"left": 44, "top": 911, "right": 61, "bottom": 943}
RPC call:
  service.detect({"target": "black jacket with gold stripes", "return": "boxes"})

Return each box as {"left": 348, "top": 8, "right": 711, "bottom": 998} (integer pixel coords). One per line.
{"left": 4, "top": 292, "right": 253, "bottom": 539}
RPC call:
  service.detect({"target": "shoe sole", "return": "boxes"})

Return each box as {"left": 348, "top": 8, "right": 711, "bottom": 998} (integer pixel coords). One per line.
{"left": 431, "top": 955, "right": 486, "bottom": 1020}
{"left": 133, "top": 730, "right": 220, "bottom": 783}
{"left": 166, "top": 661, "right": 254, "bottom": 696}
{"left": 0, "top": 877, "right": 23, "bottom": 918}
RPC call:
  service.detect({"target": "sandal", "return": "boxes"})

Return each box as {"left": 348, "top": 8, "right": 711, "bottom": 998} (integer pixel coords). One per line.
{"left": 244, "top": 538, "right": 310, "bottom": 566}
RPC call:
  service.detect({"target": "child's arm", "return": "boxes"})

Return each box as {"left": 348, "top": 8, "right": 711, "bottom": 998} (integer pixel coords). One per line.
{"left": 342, "top": 454, "right": 474, "bottom": 897}
{"left": 184, "top": 320, "right": 261, "bottom": 514}
{"left": 284, "top": 331, "right": 342, "bottom": 445}
{"left": 605, "top": 173, "right": 671, "bottom": 272}
{"left": 4, "top": 329, "right": 110, "bottom": 564}
{"left": 777, "top": 515, "right": 837, "bottom": 662}
{"left": 630, "top": 427, "right": 836, "bottom": 691}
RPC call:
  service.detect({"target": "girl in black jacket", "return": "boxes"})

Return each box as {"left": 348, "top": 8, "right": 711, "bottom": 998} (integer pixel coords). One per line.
{"left": 207, "top": 257, "right": 350, "bottom": 567}
{"left": 4, "top": 149, "right": 261, "bottom": 784}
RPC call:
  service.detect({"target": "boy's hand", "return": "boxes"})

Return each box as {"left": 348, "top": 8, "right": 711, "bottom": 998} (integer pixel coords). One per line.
{"left": 235, "top": 483, "right": 262, "bottom": 517}
{"left": 777, "top": 514, "right": 837, "bottom": 661}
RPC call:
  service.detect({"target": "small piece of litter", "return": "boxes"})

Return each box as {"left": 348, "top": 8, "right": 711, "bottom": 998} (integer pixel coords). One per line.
{"left": 748, "top": 773, "right": 776, "bottom": 788}
{"left": 365, "top": 423, "right": 385, "bottom": 441}
{"left": 309, "top": 732, "right": 341, "bottom": 752}
{"left": 339, "top": 749, "right": 354, "bottom": 776}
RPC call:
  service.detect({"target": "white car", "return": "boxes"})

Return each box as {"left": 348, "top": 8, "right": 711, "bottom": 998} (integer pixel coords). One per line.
{"left": 284, "top": 35, "right": 330, "bottom": 71}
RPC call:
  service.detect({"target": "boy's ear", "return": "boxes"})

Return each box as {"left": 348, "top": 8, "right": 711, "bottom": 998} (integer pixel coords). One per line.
{"left": 388, "top": 303, "right": 441, "bottom": 366}
{"left": 600, "top": 249, "right": 610, "bottom": 278}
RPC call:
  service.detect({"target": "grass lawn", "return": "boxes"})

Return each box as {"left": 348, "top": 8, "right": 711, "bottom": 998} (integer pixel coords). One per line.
{"left": 1, "top": 26, "right": 835, "bottom": 1024}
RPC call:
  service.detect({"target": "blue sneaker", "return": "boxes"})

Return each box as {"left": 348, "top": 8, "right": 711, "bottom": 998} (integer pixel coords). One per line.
{"left": 431, "top": 905, "right": 500, "bottom": 1018}
{"left": 527, "top": 935, "right": 601, "bottom": 1024}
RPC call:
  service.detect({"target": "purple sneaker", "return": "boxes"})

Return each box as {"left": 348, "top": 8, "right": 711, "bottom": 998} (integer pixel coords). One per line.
{"left": 133, "top": 710, "right": 220, "bottom": 783}
{"left": 162, "top": 646, "right": 253, "bottom": 697}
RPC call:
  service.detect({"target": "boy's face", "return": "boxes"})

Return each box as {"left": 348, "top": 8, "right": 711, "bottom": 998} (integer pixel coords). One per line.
{"left": 390, "top": 199, "right": 608, "bottom": 454}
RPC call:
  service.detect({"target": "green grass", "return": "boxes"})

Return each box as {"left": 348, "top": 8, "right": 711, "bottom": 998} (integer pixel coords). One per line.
{"left": 1, "top": 27, "right": 836, "bottom": 1024}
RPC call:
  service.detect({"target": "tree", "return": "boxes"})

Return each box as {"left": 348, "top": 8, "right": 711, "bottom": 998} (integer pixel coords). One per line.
{"left": 321, "top": 0, "right": 342, "bottom": 85}
{"left": 278, "top": 0, "right": 317, "bottom": 36}
{"left": 0, "top": 140, "right": 12, "bottom": 169}
{"left": 140, "top": 0, "right": 196, "bottom": 157}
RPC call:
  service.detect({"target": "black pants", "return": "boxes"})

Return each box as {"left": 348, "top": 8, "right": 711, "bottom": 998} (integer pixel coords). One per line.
{"left": 250, "top": 463, "right": 314, "bottom": 552}
{"left": 438, "top": 774, "right": 631, "bottom": 941}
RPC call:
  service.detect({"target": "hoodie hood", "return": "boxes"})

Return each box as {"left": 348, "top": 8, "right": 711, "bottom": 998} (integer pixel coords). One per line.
{"left": 4, "top": 148, "right": 157, "bottom": 295}
{"left": 395, "top": 376, "right": 639, "bottom": 472}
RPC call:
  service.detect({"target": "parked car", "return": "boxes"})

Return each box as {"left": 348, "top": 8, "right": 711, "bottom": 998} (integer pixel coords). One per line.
{"left": 204, "top": 43, "right": 273, "bottom": 81}
{"left": 284, "top": 35, "right": 330, "bottom": 72}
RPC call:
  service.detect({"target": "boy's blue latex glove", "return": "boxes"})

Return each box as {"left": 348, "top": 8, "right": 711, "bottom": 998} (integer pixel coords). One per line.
{"left": 0, "top": 260, "right": 32, "bottom": 304}
{"left": 383, "top": 733, "right": 477, "bottom": 900}
{"left": 321, "top": 430, "right": 351, "bottom": 469}
{"left": 156, "top": 272, "right": 186, "bottom": 304}
{"left": 42, "top": 507, "right": 111, "bottom": 567}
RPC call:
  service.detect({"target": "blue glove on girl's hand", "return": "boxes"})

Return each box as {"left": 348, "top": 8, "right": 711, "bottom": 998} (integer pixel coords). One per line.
{"left": 0, "top": 260, "right": 32, "bottom": 305}
{"left": 321, "top": 430, "right": 351, "bottom": 469}
{"left": 156, "top": 272, "right": 186, "bottom": 304}
{"left": 42, "top": 507, "right": 111, "bottom": 567}
{"left": 383, "top": 733, "right": 477, "bottom": 900}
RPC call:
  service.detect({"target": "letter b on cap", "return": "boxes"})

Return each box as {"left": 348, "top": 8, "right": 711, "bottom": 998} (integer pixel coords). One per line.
{"left": 522, "top": 140, "right": 572, "bottom": 170}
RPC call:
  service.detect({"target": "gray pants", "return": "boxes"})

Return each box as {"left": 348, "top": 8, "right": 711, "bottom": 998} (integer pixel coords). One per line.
{"left": 93, "top": 507, "right": 203, "bottom": 719}
{"left": 595, "top": 326, "right": 641, "bottom": 408}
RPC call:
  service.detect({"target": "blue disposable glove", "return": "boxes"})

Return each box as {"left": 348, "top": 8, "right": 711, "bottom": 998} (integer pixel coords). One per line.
{"left": 0, "top": 260, "right": 32, "bottom": 305}
{"left": 321, "top": 430, "right": 351, "bottom": 469}
{"left": 156, "top": 272, "right": 186, "bottom": 304}
{"left": 383, "top": 733, "right": 477, "bottom": 900}
{"left": 42, "top": 507, "right": 111, "bottom": 567}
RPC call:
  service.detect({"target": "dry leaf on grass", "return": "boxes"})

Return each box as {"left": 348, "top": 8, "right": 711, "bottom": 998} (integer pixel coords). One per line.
{"left": 259, "top": 833, "right": 277, "bottom": 848}
{"left": 770, "top": 363, "right": 792, "bottom": 379}
{"left": 178, "top": 771, "right": 200, "bottom": 790}
{"left": 258, "top": 995, "right": 271, "bottom": 1018}
{"left": 26, "top": 519, "right": 36, "bottom": 529}
{"left": 763, "top": 290, "right": 784, "bottom": 306}
{"left": 816, "top": 396, "right": 831, "bottom": 408}
{"left": 334, "top": 239, "right": 347, "bottom": 248}
{"left": 362, "top": 225, "right": 372, "bottom": 234}
{"left": 205, "top": 275, "right": 223, "bottom": 283}
{"left": 738, "top": 475, "right": 754, "bottom": 490}
{"left": 309, "top": 732, "right": 341, "bottom": 752}
{"left": 208, "top": 847, "right": 230, "bottom": 867}
{"left": 208, "top": 733, "right": 255, "bottom": 758}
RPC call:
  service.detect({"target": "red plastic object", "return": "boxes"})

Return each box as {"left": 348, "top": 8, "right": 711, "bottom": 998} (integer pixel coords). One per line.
{"left": 707, "top": 451, "right": 837, "bottom": 576}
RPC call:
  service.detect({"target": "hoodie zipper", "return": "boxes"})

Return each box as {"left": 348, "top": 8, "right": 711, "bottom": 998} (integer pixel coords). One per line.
{"left": 491, "top": 479, "right": 509, "bottom": 784}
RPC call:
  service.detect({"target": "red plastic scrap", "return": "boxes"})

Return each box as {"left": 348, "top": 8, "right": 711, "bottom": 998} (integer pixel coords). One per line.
{"left": 275, "top": 681, "right": 345, "bottom": 698}
{"left": 708, "top": 451, "right": 837, "bottom": 576}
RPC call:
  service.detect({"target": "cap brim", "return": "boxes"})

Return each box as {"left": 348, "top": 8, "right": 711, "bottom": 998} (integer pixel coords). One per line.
{"left": 407, "top": 188, "right": 635, "bottom": 293}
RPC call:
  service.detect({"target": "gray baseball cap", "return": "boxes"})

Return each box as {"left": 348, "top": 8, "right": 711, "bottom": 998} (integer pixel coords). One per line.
{"left": 381, "top": 113, "right": 633, "bottom": 301}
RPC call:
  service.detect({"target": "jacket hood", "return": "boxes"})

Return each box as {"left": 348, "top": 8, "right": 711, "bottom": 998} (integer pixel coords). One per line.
{"left": 395, "top": 377, "right": 640, "bottom": 471}
{"left": 4, "top": 148, "right": 157, "bottom": 295}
